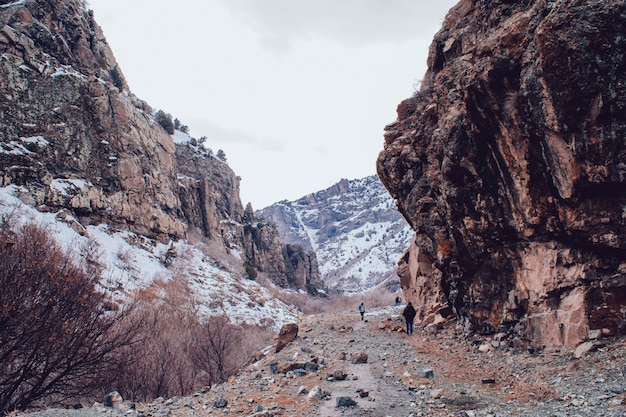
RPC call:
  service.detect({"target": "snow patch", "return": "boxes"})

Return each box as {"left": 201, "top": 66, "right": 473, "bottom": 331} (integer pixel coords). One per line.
{"left": 49, "top": 179, "right": 91, "bottom": 196}
{"left": 51, "top": 65, "right": 86, "bottom": 79}
{"left": 21, "top": 136, "right": 50, "bottom": 147}
{"left": 172, "top": 130, "right": 191, "bottom": 144}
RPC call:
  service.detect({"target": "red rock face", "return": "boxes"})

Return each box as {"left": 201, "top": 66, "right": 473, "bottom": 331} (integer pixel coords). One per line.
{"left": 377, "top": 0, "right": 626, "bottom": 347}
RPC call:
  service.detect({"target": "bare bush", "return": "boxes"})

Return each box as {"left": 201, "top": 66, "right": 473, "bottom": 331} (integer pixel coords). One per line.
{"left": 0, "top": 222, "right": 140, "bottom": 414}
{"left": 111, "top": 278, "right": 271, "bottom": 401}
{"left": 191, "top": 316, "right": 242, "bottom": 384}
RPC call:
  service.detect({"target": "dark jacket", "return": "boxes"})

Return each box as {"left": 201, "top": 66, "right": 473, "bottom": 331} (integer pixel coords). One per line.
{"left": 402, "top": 303, "right": 416, "bottom": 321}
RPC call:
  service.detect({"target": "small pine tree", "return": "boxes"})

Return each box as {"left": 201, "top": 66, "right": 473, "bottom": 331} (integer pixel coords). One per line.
{"left": 216, "top": 149, "right": 227, "bottom": 162}
{"left": 155, "top": 110, "right": 174, "bottom": 135}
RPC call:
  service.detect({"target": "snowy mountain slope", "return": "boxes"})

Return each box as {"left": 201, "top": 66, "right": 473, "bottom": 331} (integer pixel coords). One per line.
{"left": 0, "top": 185, "right": 299, "bottom": 329}
{"left": 259, "top": 175, "right": 414, "bottom": 292}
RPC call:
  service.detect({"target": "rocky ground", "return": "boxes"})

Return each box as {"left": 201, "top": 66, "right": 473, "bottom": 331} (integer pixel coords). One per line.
{"left": 15, "top": 307, "right": 626, "bottom": 417}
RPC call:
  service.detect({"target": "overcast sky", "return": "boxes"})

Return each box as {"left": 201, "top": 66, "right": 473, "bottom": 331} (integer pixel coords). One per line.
{"left": 87, "top": 0, "right": 458, "bottom": 208}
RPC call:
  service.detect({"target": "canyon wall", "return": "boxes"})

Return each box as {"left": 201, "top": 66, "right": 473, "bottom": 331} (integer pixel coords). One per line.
{"left": 0, "top": 0, "right": 318, "bottom": 291}
{"left": 377, "top": 0, "right": 626, "bottom": 347}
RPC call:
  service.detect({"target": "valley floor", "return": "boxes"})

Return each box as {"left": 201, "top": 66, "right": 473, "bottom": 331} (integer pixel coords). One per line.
{"left": 16, "top": 307, "right": 626, "bottom": 417}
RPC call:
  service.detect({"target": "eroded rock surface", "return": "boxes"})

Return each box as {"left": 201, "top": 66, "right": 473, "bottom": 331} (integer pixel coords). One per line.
{"left": 377, "top": 0, "right": 626, "bottom": 347}
{"left": 0, "top": 0, "right": 319, "bottom": 291}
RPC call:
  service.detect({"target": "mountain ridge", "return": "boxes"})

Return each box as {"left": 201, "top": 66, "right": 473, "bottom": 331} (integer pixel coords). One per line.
{"left": 260, "top": 175, "right": 413, "bottom": 292}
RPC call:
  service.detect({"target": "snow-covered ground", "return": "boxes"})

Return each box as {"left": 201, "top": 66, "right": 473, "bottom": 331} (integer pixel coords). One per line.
{"left": 0, "top": 185, "right": 299, "bottom": 329}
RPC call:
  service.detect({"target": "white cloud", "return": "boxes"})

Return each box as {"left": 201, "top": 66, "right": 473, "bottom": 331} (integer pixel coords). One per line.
{"left": 87, "top": 0, "right": 458, "bottom": 208}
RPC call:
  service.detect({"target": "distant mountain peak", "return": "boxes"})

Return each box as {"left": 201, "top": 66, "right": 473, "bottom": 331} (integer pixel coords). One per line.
{"left": 260, "top": 175, "right": 413, "bottom": 292}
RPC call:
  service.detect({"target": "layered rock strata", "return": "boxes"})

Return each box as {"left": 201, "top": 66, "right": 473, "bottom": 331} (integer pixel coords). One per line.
{"left": 377, "top": 0, "right": 626, "bottom": 347}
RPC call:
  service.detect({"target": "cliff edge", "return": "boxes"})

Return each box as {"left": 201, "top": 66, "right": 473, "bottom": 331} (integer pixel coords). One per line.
{"left": 377, "top": 0, "right": 626, "bottom": 347}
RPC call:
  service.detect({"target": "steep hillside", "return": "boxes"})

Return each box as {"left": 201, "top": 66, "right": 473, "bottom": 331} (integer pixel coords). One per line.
{"left": 0, "top": 0, "right": 320, "bottom": 323}
{"left": 260, "top": 175, "right": 414, "bottom": 292}
{"left": 377, "top": 0, "right": 626, "bottom": 347}
{"left": 0, "top": 185, "right": 299, "bottom": 327}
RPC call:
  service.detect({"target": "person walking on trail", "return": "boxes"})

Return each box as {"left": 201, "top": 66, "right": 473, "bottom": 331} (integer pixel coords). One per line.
{"left": 358, "top": 302, "right": 365, "bottom": 320}
{"left": 402, "top": 302, "right": 416, "bottom": 334}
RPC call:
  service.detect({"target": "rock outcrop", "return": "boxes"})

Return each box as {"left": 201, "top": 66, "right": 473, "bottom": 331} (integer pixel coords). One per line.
{"left": 0, "top": 0, "right": 184, "bottom": 239}
{"left": 377, "top": 0, "right": 626, "bottom": 347}
{"left": 0, "top": 0, "right": 318, "bottom": 292}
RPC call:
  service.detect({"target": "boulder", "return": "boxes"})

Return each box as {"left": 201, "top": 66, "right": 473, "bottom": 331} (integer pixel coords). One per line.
{"left": 103, "top": 391, "right": 122, "bottom": 408}
{"left": 275, "top": 323, "right": 299, "bottom": 353}
{"left": 351, "top": 352, "right": 368, "bottom": 364}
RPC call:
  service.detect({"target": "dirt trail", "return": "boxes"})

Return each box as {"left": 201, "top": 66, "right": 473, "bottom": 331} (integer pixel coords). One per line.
{"left": 16, "top": 307, "right": 626, "bottom": 417}
{"left": 317, "top": 317, "right": 403, "bottom": 416}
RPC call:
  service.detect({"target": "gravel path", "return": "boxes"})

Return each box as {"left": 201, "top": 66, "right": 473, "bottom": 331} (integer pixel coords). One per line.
{"left": 14, "top": 307, "right": 626, "bottom": 417}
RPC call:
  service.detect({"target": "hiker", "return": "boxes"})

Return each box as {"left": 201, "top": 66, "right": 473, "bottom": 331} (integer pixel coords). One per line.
{"left": 358, "top": 302, "right": 365, "bottom": 320}
{"left": 402, "top": 302, "right": 416, "bottom": 334}
{"left": 395, "top": 295, "right": 402, "bottom": 306}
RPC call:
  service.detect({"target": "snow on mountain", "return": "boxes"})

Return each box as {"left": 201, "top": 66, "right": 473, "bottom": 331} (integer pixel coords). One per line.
{"left": 259, "top": 175, "right": 414, "bottom": 292}
{"left": 0, "top": 185, "right": 299, "bottom": 329}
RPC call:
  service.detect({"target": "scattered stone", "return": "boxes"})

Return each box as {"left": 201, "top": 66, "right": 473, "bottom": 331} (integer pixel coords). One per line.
{"left": 416, "top": 366, "right": 434, "bottom": 378}
{"left": 336, "top": 396, "right": 358, "bottom": 408}
{"left": 304, "top": 361, "right": 319, "bottom": 372}
{"left": 275, "top": 323, "right": 299, "bottom": 353}
{"left": 287, "top": 368, "right": 307, "bottom": 377}
{"left": 588, "top": 329, "right": 602, "bottom": 340}
{"left": 573, "top": 341, "right": 598, "bottom": 359}
{"left": 307, "top": 386, "right": 330, "bottom": 401}
{"left": 481, "top": 378, "right": 496, "bottom": 385}
{"left": 460, "top": 411, "right": 476, "bottom": 417}
{"left": 478, "top": 343, "right": 493, "bottom": 353}
{"left": 297, "top": 385, "right": 308, "bottom": 395}
{"left": 104, "top": 391, "right": 122, "bottom": 407}
{"left": 357, "top": 389, "right": 369, "bottom": 398}
{"left": 277, "top": 362, "right": 304, "bottom": 373}
{"left": 351, "top": 352, "right": 368, "bottom": 364}
{"left": 609, "top": 385, "right": 625, "bottom": 394}
{"left": 430, "top": 388, "right": 444, "bottom": 399}
{"left": 269, "top": 362, "right": 278, "bottom": 374}
{"left": 328, "top": 370, "right": 348, "bottom": 381}
{"left": 213, "top": 398, "right": 228, "bottom": 409}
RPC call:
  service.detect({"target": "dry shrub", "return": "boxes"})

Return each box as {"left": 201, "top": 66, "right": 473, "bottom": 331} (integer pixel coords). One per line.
{"left": 0, "top": 221, "right": 140, "bottom": 414}
{"left": 110, "top": 277, "right": 273, "bottom": 402}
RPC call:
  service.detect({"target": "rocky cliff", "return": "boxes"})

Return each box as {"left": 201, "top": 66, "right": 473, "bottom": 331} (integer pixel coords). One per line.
{"left": 0, "top": 0, "right": 318, "bottom": 292}
{"left": 377, "top": 0, "right": 626, "bottom": 347}
{"left": 260, "top": 176, "right": 413, "bottom": 292}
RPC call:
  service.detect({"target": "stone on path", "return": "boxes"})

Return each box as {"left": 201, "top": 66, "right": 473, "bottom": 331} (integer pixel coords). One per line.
{"left": 416, "top": 366, "right": 434, "bottom": 378}
{"left": 351, "top": 352, "right": 368, "bottom": 364}
{"left": 336, "top": 396, "right": 357, "bottom": 408}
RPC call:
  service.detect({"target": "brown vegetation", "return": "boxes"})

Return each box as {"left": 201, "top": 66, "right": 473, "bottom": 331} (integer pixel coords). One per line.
{"left": 0, "top": 221, "right": 274, "bottom": 413}
{"left": 0, "top": 221, "right": 140, "bottom": 414}
{"left": 106, "top": 277, "right": 274, "bottom": 402}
